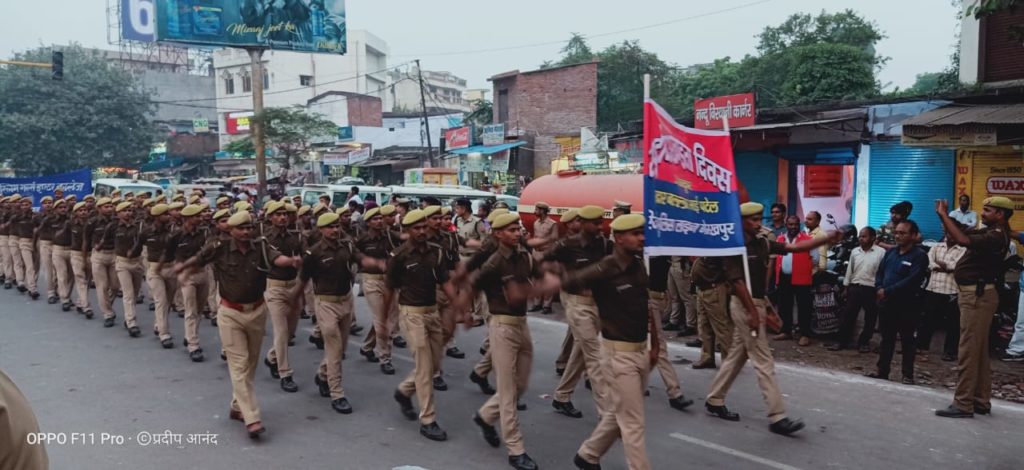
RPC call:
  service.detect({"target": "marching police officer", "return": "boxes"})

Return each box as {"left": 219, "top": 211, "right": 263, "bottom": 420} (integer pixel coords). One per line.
{"left": 113, "top": 201, "right": 145, "bottom": 337}
{"left": 140, "top": 204, "right": 177, "bottom": 349}
{"left": 261, "top": 201, "right": 304, "bottom": 393}
{"left": 165, "top": 204, "right": 212, "bottom": 362}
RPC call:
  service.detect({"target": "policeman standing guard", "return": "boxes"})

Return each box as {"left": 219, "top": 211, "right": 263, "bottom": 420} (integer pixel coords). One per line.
{"left": 141, "top": 204, "right": 177, "bottom": 348}
{"left": 113, "top": 202, "right": 145, "bottom": 337}
{"left": 388, "top": 209, "right": 460, "bottom": 441}
{"left": 261, "top": 201, "right": 303, "bottom": 393}
{"left": 165, "top": 205, "right": 212, "bottom": 362}
{"left": 177, "top": 211, "right": 299, "bottom": 439}
{"left": 934, "top": 197, "right": 1012, "bottom": 418}
{"left": 356, "top": 206, "right": 402, "bottom": 375}
{"left": 704, "top": 202, "right": 837, "bottom": 435}
{"left": 468, "top": 212, "right": 541, "bottom": 470}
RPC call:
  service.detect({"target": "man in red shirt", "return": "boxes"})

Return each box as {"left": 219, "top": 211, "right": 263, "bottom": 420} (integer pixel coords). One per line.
{"left": 773, "top": 215, "right": 816, "bottom": 346}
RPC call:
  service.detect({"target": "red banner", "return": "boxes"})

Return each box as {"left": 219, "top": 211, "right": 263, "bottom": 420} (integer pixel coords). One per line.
{"left": 445, "top": 127, "right": 471, "bottom": 150}
{"left": 693, "top": 93, "right": 756, "bottom": 130}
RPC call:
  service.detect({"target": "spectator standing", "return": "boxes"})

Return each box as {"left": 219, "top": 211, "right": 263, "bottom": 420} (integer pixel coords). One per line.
{"left": 868, "top": 220, "right": 928, "bottom": 385}
{"left": 949, "top": 195, "right": 978, "bottom": 228}
{"left": 768, "top": 204, "right": 787, "bottom": 238}
{"left": 916, "top": 225, "right": 967, "bottom": 362}
{"left": 804, "top": 211, "right": 829, "bottom": 276}
{"left": 878, "top": 201, "right": 913, "bottom": 249}
{"left": 773, "top": 216, "right": 816, "bottom": 345}
{"left": 827, "top": 227, "right": 885, "bottom": 352}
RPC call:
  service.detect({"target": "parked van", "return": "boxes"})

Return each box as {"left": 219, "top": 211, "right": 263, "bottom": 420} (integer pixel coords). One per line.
{"left": 299, "top": 184, "right": 392, "bottom": 208}
{"left": 92, "top": 178, "right": 163, "bottom": 198}
{"left": 388, "top": 184, "right": 518, "bottom": 213}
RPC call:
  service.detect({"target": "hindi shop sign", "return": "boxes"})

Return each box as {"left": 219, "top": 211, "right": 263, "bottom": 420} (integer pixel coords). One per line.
{"left": 693, "top": 93, "right": 756, "bottom": 130}
{"left": 481, "top": 123, "right": 505, "bottom": 146}
{"left": 445, "top": 127, "right": 471, "bottom": 150}
{"left": 643, "top": 100, "right": 745, "bottom": 257}
{"left": 225, "top": 111, "right": 254, "bottom": 135}
{"left": 0, "top": 169, "right": 92, "bottom": 208}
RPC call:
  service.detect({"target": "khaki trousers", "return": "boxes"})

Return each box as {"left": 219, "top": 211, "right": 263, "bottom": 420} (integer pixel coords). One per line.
{"left": 219, "top": 302, "right": 267, "bottom": 425}
{"left": 69, "top": 251, "right": 90, "bottom": 310}
{"left": 206, "top": 266, "right": 218, "bottom": 316}
{"left": 18, "top": 238, "right": 38, "bottom": 293}
{"left": 173, "top": 284, "right": 185, "bottom": 312}
{"left": 146, "top": 263, "right": 177, "bottom": 340}
{"left": 115, "top": 257, "right": 144, "bottom": 328}
{"left": 479, "top": 316, "right": 532, "bottom": 456}
{"left": 51, "top": 245, "right": 73, "bottom": 304}
{"left": 697, "top": 284, "right": 734, "bottom": 362}
{"left": 437, "top": 287, "right": 457, "bottom": 348}
{"left": 954, "top": 285, "right": 997, "bottom": 411}
{"left": 265, "top": 281, "right": 300, "bottom": 378}
{"left": 316, "top": 295, "right": 354, "bottom": 400}
{"left": 361, "top": 277, "right": 398, "bottom": 363}
{"left": 397, "top": 306, "right": 445, "bottom": 424}
{"left": 667, "top": 262, "right": 697, "bottom": 328}
{"left": 180, "top": 269, "right": 210, "bottom": 352}
{"left": 706, "top": 297, "right": 786, "bottom": 423}
{"left": 39, "top": 240, "right": 56, "bottom": 298}
{"left": 472, "top": 294, "right": 494, "bottom": 377}
{"left": 555, "top": 330, "right": 575, "bottom": 370}
{"left": 9, "top": 236, "right": 25, "bottom": 286}
{"left": 554, "top": 292, "right": 607, "bottom": 412}
{"left": 0, "top": 235, "right": 10, "bottom": 280}
{"left": 578, "top": 343, "right": 651, "bottom": 470}
{"left": 91, "top": 250, "right": 117, "bottom": 318}
{"left": 648, "top": 295, "right": 682, "bottom": 399}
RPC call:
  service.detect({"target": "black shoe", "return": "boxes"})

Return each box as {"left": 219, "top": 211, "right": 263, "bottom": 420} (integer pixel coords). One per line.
{"left": 84, "top": 309, "right": 94, "bottom": 319}
{"left": 469, "top": 371, "right": 496, "bottom": 395}
{"left": 669, "top": 395, "right": 695, "bottom": 411}
{"left": 136, "top": 296, "right": 144, "bottom": 305}
{"left": 103, "top": 317, "right": 115, "bottom": 328}
{"left": 161, "top": 338, "right": 174, "bottom": 349}
{"left": 300, "top": 310, "right": 310, "bottom": 319}
{"left": 315, "top": 374, "right": 330, "bottom": 397}
{"left": 17, "top": 285, "right": 27, "bottom": 293}
{"left": 584, "top": 379, "right": 591, "bottom": 390}
{"left": 902, "top": 376, "right": 915, "bottom": 385}
{"left": 394, "top": 390, "right": 417, "bottom": 420}
{"left": 1001, "top": 352, "right": 1024, "bottom": 362}
{"left": 553, "top": 400, "right": 583, "bottom": 418}
{"left": 574, "top": 453, "right": 601, "bottom": 470}
{"left": 280, "top": 376, "right": 298, "bottom": 393}
{"left": 177, "top": 310, "right": 184, "bottom": 318}
{"left": 705, "top": 403, "right": 740, "bottom": 421}
{"left": 480, "top": 346, "right": 488, "bottom": 355}
{"left": 380, "top": 362, "right": 396, "bottom": 375}
{"left": 935, "top": 405, "right": 974, "bottom": 418}
{"left": 517, "top": 399, "right": 527, "bottom": 411}
{"left": 393, "top": 336, "right": 407, "bottom": 348}
{"left": 246, "top": 422, "right": 266, "bottom": 439}
{"left": 433, "top": 376, "right": 448, "bottom": 391}
{"left": 446, "top": 346, "right": 465, "bottom": 359}
{"left": 61, "top": 302, "right": 72, "bottom": 312}
{"left": 528, "top": 304, "right": 543, "bottom": 312}
{"left": 288, "top": 337, "right": 295, "bottom": 347}
{"left": 149, "top": 302, "right": 155, "bottom": 311}
{"left": 825, "top": 343, "right": 845, "bottom": 351}
{"left": 865, "top": 370, "right": 889, "bottom": 380}
{"left": 942, "top": 353, "right": 956, "bottom": 362}
{"left": 691, "top": 359, "right": 717, "bottom": 369}
{"left": 974, "top": 404, "right": 992, "bottom": 415}
{"left": 858, "top": 344, "right": 871, "bottom": 354}
{"left": 360, "top": 349, "right": 379, "bottom": 363}
{"left": 3, "top": 283, "right": 11, "bottom": 290}
{"left": 473, "top": 413, "right": 500, "bottom": 448}
{"left": 310, "top": 335, "right": 324, "bottom": 350}
{"left": 47, "top": 295, "right": 58, "bottom": 304}
{"left": 555, "top": 367, "right": 565, "bottom": 376}
{"left": 769, "top": 417, "right": 806, "bottom": 436}
{"left": 189, "top": 349, "right": 204, "bottom": 363}
{"left": 350, "top": 324, "right": 363, "bottom": 336}
{"left": 265, "top": 358, "right": 280, "bottom": 379}
{"left": 116, "top": 290, "right": 123, "bottom": 298}
{"left": 331, "top": 397, "right": 353, "bottom": 414}
{"left": 509, "top": 453, "right": 538, "bottom": 470}
{"left": 685, "top": 338, "right": 703, "bottom": 348}
{"left": 210, "top": 317, "right": 217, "bottom": 327}
{"left": 663, "top": 322, "right": 681, "bottom": 331}
{"left": 541, "top": 307, "right": 553, "bottom": 315}
{"left": 221, "top": 351, "right": 227, "bottom": 361}
{"left": 419, "top": 422, "right": 447, "bottom": 441}
{"left": 128, "top": 326, "right": 141, "bottom": 338}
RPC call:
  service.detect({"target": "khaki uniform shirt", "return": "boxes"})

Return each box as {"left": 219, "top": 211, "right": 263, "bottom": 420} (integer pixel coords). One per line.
{"left": 473, "top": 243, "right": 540, "bottom": 316}
{"left": 565, "top": 253, "right": 650, "bottom": 343}
{"left": 386, "top": 241, "right": 449, "bottom": 307}
{"left": 196, "top": 238, "right": 281, "bottom": 304}
{"left": 954, "top": 226, "right": 1010, "bottom": 285}
{"left": 301, "top": 237, "right": 358, "bottom": 296}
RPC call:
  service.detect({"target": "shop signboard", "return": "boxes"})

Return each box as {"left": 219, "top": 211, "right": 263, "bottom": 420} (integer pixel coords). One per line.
{"left": 461, "top": 154, "right": 486, "bottom": 172}
{"left": 192, "top": 118, "right": 210, "bottom": 133}
{"left": 322, "top": 152, "right": 346, "bottom": 166}
{"left": 902, "top": 126, "right": 997, "bottom": 147}
{"left": 481, "top": 123, "right": 505, "bottom": 146}
{"left": 337, "top": 126, "right": 353, "bottom": 142}
{"left": 693, "top": 93, "right": 756, "bottom": 130}
{"left": 155, "top": 0, "right": 347, "bottom": 54}
{"left": 225, "top": 111, "right": 254, "bottom": 135}
{"left": 445, "top": 127, "right": 471, "bottom": 150}
{"left": 347, "top": 146, "right": 371, "bottom": 165}
{"left": 490, "top": 150, "right": 510, "bottom": 172}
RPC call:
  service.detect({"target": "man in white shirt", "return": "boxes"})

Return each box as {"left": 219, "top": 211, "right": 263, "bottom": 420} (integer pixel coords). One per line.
{"left": 827, "top": 227, "right": 886, "bottom": 352}
{"left": 915, "top": 226, "right": 967, "bottom": 361}
{"left": 347, "top": 186, "right": 363, "bottom": 206}
{"left": 948, "top": 195, "right": 978, "bottom": 228}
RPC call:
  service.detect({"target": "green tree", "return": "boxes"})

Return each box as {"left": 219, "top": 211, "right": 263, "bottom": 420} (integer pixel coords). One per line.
{"left": 541, "top": 33, "right": 595, "bottom": 69}
{"left": 0, "top": 44, "right": 157, "bottom": 175}
{"left": 229, "top": 106, "right": 337, "bottom": 170}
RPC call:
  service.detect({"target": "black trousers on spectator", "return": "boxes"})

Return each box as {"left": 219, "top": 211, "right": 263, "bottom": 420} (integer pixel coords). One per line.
{"left": 916, "top": 291, "right": 960, "bottom": 357}
{"left": 777, "top": 273, "right": 813, "bottom": 337}
{"left": 836, "top": 284, "right": 879, "bottom": 348}
{"left": 877, "top": 295, "right": 920, "bottom": 379}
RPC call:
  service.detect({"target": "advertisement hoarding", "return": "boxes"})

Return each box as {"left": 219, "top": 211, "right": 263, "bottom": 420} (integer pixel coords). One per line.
{"left": 693, "top": 93, "right": 756, "bottom": 130}
{"left": 122, "top": 0, "right": 157, "bottom": 42}
{"left": 481, "top": 123, "right": 505, "bottom": 146}
{"left": 444, "top": 127, "right": 471, "bottom": 150}
{"left": 225, "top": 111, "right": 254, "bottom": 135}
{"left": 155, "top": 0, "right": 347, "bottom": 54}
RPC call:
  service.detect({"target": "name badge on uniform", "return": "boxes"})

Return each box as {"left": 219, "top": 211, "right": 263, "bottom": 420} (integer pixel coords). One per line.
{"left": 575, "top": 258, "right": 589, "bottom": 263}
{"left": 901, "top": 261, "right": 912, "bottom": 266}
{"left": 321, "top": 257, "right": 334, "bottom": 263}
{"left": 406, "top": 262, "right": 419, "bottom": 269}
{"left": 615, "top": 284, "right": 632, "bottom": 292}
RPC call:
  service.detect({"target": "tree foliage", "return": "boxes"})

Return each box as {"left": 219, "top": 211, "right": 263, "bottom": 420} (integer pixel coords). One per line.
{"left": 0, "top": 44, "right": 157, "bottom": 175}
{"left": 229, "top": 106, "right": 337, "bottom": 169}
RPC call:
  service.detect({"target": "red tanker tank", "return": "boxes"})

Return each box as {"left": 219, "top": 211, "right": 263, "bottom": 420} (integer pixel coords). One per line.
{"left": 518, "top": 170, "right": 750, "bottom": 234}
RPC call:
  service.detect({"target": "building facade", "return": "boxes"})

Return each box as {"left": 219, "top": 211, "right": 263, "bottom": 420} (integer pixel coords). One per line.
{"left": 388, "top": 68, "right": 470, "bottom": 113}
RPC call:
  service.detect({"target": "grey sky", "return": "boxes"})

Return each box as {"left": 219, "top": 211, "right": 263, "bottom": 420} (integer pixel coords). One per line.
{"left": 3, "top": 0, "right": 960, "bottom": 93}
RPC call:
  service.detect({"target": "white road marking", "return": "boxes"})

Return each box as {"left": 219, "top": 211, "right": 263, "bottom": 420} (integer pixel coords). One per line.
{"left": 669, "top": 432, "right": 803, "bottom": 470}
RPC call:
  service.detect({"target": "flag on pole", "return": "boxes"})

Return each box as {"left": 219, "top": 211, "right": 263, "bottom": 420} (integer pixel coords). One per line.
{"left": 642, "top": 99, "right": 745, "bottom": 257}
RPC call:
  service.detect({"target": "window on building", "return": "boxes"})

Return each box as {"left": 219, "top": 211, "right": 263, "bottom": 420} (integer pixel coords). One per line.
{"left": 224, "top": 76, "right": 235, "bottom": 95}
{"left": 300, "top": 75, "right": 314, "bottom": 87}
{"left": 241, "top": 74, "right": 252, "bottom": 93}
{"left": 263, "top": 69, "right": 270, "bottom": 90}
{"left": 497, "top": 89, "right": 509, "bottom": 123}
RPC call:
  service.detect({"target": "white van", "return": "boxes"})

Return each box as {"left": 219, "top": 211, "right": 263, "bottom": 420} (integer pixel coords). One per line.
{"left": 92, "top": 178, "right": 163, "bottom": 198}
{"left": 298, "top": 184, "right": 392, "bottom": 208}
{"left": 388, "top": 184, "right": 518, "bottom": 213}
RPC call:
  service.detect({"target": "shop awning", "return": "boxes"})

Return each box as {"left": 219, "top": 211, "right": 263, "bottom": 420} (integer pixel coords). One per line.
{"left": 902, "top": 104, "right": 1024, "bottom": 127}
{"left": 448, "top": 141, "right": 526, "bottom": 155}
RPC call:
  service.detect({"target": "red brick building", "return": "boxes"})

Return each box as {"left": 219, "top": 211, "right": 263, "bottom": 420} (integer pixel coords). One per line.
{"left": 489, "top": 62, "right": 598, "bottom": 177}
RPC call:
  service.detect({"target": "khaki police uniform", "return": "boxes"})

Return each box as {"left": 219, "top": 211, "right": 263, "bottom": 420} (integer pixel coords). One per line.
{"left": 36, "top": 204, "right": 59, "bottom": 301}
{"left": 647, "top": 256, "right": 685, "bottom": 399}
{"left": 165, "top": 211, "right": 211, "bottom": 353}
{"left": 48, "top": 209, "right": 74, "bottom": 307}
{"left": 530, "top": 213, "right": 558, "bottom": 309}
{"left": 262, "top": 217, "right": 303, "bottom": 382}
{"left": 357, "top": 223, "right": 401, "bottom": 366}
{"left": 666, "top": 256, "right": 697, "bottom": 329}
{"left": 140, "top": 212, "right": 177, "bottom": 341}
{"left": 86, "top": 210, "right": 118, "bottom": 320}
{"left": 113, "top": 212, "right": 145, "bottom": 330}
{"left": 67, "top": 211, "right": 92, "bottom": 313}
{"left": 13, "top": 208, "right": 40, "bottom": 295}
{"left": 692, "top": 257, "right": 734, "bottom": 364}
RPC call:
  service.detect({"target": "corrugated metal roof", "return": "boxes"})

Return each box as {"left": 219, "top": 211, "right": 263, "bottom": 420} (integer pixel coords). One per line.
{"left": 902, "top": 104, "right": 1024, "bottom": 126}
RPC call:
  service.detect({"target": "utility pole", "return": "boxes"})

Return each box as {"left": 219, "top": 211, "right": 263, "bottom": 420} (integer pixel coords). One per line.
{"left": 415, "top": 59, "right": 433, "bottom": 167}
{"left": 248, "top": 48, "right": 267, "bottom": 202}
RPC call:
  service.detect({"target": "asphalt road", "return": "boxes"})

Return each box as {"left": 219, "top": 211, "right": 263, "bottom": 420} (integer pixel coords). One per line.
{"left": 0, "top": 279, "right": 1021, "bottom": 470}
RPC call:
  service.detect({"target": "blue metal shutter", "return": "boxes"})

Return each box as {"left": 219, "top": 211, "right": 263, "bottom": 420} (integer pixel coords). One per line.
{"left": 868, "top": 141, "right": 954, "bottom": 240}
{"left": 735, "top": 152, "right": 778, "bottom": 212}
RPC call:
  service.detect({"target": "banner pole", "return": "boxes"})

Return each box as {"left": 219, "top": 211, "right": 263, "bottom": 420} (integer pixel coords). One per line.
{"left": 724, "top": 113, "right": 756, "bottom": 336}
